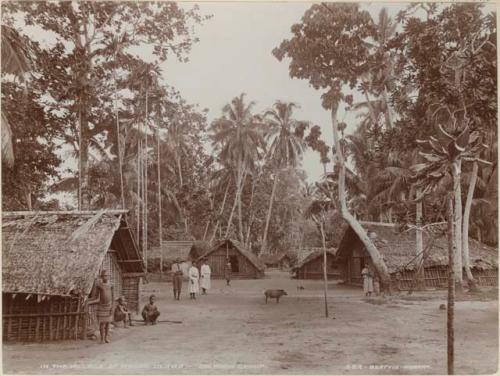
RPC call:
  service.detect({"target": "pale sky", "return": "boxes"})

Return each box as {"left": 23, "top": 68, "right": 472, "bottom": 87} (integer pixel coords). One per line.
{"left": 13, "top": 1, "right": 495, "bottom": 189}
{"left": 161, "top": 2, "right": 408, "bottom": 182}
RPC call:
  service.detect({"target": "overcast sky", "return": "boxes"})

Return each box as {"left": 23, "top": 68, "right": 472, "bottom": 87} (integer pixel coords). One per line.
{"left": 161, "top": 2, "right": 407, "bottom": 182}
{"left": 16, "top": 2, "right": 494, "bottom": 188}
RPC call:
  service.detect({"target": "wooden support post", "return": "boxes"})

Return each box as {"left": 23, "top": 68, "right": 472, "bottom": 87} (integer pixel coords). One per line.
{"left": 74, "top": 298, "right": 80, "bottom": 340}
{"left": 17, "top": 317, "right": 22, "bottom": 342}
{"left": 35, "top": 315, "right": 40, "bottom": 342}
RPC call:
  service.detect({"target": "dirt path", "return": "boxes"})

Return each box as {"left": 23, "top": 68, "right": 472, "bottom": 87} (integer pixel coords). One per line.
{"left": 3, "top": 271, "right": 498, "bottom": 374}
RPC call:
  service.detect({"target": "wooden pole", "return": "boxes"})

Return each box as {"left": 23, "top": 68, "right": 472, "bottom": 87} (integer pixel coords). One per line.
{"left": 144, "top": 90, "right": 149, "bottom": 272}
{"left": 156, "top": 108, "right": 163, "bottom": 279}
{"left": 447, "top": 195, "right": 455, "bottom": 375}
{"left": 319, "top": 217, "right": 329, "bottom": 318}
{"left": 137, "top": 127, "right": 141, "bottom": 244}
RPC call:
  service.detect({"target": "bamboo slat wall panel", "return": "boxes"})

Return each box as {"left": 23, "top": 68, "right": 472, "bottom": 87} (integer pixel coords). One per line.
{"left": 207, "top": 248, "right": 261, "bottom": 279}
{"left": 2, "top": 293, "right": 85, "bottom": 342}
{"left": 122, "top": 277, "right": 140, "bottom": 314}
{"left": 296, "top": 255, "right": 346, "bottom": 280}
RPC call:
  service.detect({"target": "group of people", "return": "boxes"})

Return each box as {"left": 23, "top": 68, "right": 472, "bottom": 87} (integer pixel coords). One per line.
{"left": 89, "top": 270, "right": 161, "bottom": 344}
{"left": 88, "top": 257, "right": 233, "bottom": 344}
{"left": 171, "top": 257, "right": 232, "bottom": 300}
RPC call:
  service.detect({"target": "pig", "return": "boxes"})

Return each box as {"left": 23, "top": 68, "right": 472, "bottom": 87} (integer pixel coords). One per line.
{"left": 264, "top": 289, "right": 288, "bottom": 304}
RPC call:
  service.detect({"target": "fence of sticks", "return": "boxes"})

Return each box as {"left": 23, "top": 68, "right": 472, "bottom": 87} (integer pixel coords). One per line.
{"left": 2, "top": 293, "right": 87, "bottom": 342}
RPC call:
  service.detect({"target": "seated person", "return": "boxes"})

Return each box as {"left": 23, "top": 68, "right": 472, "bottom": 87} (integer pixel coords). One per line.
{"left": 114, "top": 296, "right": 132, "bottom": 328}
{"left": 142, "top": 294, "right": 160, "bottom": 325}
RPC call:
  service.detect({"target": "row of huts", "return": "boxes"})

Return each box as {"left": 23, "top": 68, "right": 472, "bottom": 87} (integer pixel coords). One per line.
{"left": 292, "top": 221, "right": 498, "bottom": 289}
{"left": 2, "top": 211, "right": 498, "bottom": 343}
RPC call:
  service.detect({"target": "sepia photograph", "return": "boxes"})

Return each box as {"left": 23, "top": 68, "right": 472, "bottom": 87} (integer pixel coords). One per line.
{"left": 1, "top": 1, "right": 498, "bottom": 374}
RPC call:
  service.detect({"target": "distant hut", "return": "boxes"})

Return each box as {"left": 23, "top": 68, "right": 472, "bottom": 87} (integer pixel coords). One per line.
{"left": 336, "top": 221, "right": 498, "bottom": 289}
{"left": 292, "top": 248, "right": 340, "bottom": 280}
{"left": 2, "top": 210, "right": 144, "bottom": 342}
{"left": 199, "top": 239, "right": 265, "bottom": 279}
{"left": 149, "top": 240, "right": 199, "bottom": 277}
{"left": 260, "top": 253, "right": 280, "bottom": 269}
{"left": 260, "top": 253, "right": 293, "bottom": 270}
{"left": 277, "top": 253, "right": 292, "bottom": 270}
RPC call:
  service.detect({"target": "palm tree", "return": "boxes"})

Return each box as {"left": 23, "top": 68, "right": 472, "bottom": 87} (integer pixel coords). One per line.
{"left": 1, "top": 25, "right": 32, "bottom": 167}
{"left": 261, "top": 101, "right": 308, "bottom": 254}
{"left": 210, "top": 93, "right": 265, "bottom": 242}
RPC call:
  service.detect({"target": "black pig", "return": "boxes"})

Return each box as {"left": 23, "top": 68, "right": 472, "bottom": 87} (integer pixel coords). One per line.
{"left": 264, "top": 289, "right": 288, "bottom": 304}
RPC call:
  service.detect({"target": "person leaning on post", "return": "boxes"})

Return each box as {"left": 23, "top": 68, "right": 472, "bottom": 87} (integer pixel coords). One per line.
{"left": 87, "top": 270, "right": 114, "bottom": 344}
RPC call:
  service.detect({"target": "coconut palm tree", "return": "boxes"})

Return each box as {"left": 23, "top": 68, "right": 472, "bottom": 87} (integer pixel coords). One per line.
{"left": 261, "top": 101, "right": 308, "bottom": 254}
{"left": 1, "top": 25, "right": 32, "bottom": 167}
{"left": 210, "top": 93, "right": 265, "bottom": 242}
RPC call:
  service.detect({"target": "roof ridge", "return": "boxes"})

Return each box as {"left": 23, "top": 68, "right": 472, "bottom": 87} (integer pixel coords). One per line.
{"left": 3, "top": 210, "right": 128, "bottom": 217}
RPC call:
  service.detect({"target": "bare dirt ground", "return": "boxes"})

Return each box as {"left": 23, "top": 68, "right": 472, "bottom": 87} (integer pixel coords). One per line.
{"left": 3, "top": 270, "right": 498, "bottom": 375}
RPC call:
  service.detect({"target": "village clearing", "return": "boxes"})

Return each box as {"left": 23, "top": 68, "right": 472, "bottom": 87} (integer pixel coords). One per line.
{"left": 3, "top": 271, "right": 498, "bottom": 375}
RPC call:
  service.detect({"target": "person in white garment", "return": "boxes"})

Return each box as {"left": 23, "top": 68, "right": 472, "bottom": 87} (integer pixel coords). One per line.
{"left": 188, "top": 261, "right": 200, "bottom": 299}
{"left": 200, "top": 258, "right": 211, "bottom": 295}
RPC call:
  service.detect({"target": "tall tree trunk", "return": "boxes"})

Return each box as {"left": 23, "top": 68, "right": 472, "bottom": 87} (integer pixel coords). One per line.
{"left": 451, "top": 159, "right": 463, "bottom": 291}
{"left": 78, "top": 102, "right": 91, "bottom": 210}
{"left": 237, "top": 166, "right": 246, "bottom": 243}
{"left": 381, "top": 86, "right": 393, "bottom": 129}
{"left": 261, "top": 170, "right": 279, "bottom": 254}
{"left": 244, "top": 174, "right": 258, "bottom": 248}
{"left": 176, "top": 153, "right": 183, "bottom": 187}
{"left": 143, "top": 91, "right": 149, "bottom": 271}
{"left": 447, "top": 195, "right": 455, "bottom": 375}
{"left": 416, "top": 188, "right": 425, "bottom": 290}
{"left": 157, "top": 120, "right": 163, "bottom": 277}
{"left": 113, "top": 59, "right": 125, "bottom": 209}
{"left": 330, "top": 102, "right": 392, "bottom": 293}
{"left": 319, "top": 217, "right": 329, "bottom": 318}
{"left": 136, "top": 130, "right": 141, "bottom": 243}
{"left": 225, "top": 184, "right": 239, "bottom": 239}
{"left": 462, "top": 161, "right": 478, "bottom": 291}
{"left": 210, "top": 183, "right": 230, "bottom": 243}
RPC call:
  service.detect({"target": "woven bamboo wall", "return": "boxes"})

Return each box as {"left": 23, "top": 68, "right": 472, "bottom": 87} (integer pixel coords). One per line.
{"left": 392, "top": 267, "right": 498, "bottom": 290}
{"left": 122, "top": 277, "right": 140, "bottom": 314}
{"left": 296, "top": 254, "right": 345, "bottom": 280}
{"left": 472, "top": 269, "right": 498, "bottom": 286}
{"left": 2, "top": 293, "right": 85, "bottom": 342}
{"left": 207, "top": 248, "right": 262, "bottom": 279}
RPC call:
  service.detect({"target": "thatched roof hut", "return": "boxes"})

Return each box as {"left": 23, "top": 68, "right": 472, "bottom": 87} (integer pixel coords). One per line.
{"left": 337, "top": 221, "right": 497, "bottom": 272}
{"left": 292, "top": 249, "right": 340, "bottom": 280}
{"left": 2, "top": 210, "right": 144, "bottom": 342}
{"left": 198, "top": 239, "right": 265, "bottom": 279}
{"left": 2, "top": 210, "right": 143, "bottom": 297}
{"left": 336, "top": 221, "right": 498, "bottom": 288}
{"left": 259, "top": 252, "right": 292, "bottom": 268}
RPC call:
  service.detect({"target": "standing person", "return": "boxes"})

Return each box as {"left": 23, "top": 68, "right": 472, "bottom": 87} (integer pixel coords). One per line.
{"left": 224, "top": 258, "right": 232, "bottom": 286}
{"left": 200, "top": 258, "right": 211, "bottom": 295}
{"left": 188, "top": 261, "right": 200, "bottom": 299}
{"left": 88, "top": 270, "right": 114, "bottom": 344}
{"left": 171, "top": 258, "right": 183, "bottom": 300}
{"left": 142, "top": 294, "right": 160, "bottom": 325}
{"left": 361, "top": 264, "right": 374, "bottom": 297}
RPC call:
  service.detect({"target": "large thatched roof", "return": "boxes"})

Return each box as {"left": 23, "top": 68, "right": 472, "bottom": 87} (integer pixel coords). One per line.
{"left": 2, "top": 210, "right": 144, "bottom": 297}
{"left": 199, "top": 239, "right": 265, "bottom": 272}
{"left": 337, "top": 221, "right": 498, "bottom": 273}
{"left": 149, "top": 240, "right": 196, "bottom": 264}
{"left": 292, "top": 249, "right": 337, "bottom": 270}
